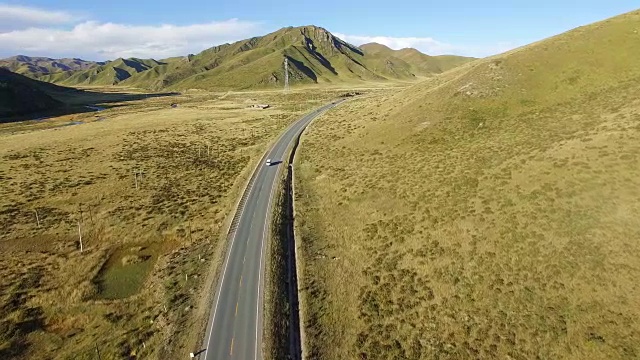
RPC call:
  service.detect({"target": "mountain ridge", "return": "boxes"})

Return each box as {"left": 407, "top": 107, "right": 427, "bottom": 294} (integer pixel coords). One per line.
{"left": 0, "top": 25, "right": 476, "bottom": 90}
{"left": 0, "top": 56, "right": 105, "bottom": 76}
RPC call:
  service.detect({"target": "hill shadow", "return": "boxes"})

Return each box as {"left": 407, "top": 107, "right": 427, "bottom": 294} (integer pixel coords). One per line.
{"left": 304, "top": 38, "right": 338, "bottom": 75}
{"left": 113, "top": 67, "right": 133, "bottom": 82}
{"left": 336, "top": 40, "right": 364, "bottom": 56}
{"left": 122, "top": 58, "right": 151, "bottom": 72}
{"left": 0, "top": 68, "right": 181, "bottom": 123}
{"left": 1, "top": 87, "right": 180, "bottom": 124}
{"left": 286, "top": 57, "right": 318, "bottom": 83}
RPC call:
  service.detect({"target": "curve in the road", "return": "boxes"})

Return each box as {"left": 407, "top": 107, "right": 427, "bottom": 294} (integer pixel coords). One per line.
{"left": 201, "top": 100, "right": 344, "bottom": 360}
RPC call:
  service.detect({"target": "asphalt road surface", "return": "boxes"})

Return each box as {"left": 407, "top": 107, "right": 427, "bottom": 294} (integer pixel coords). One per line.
{"left": 201, "top": 100, "right": 344, "bottom": 360}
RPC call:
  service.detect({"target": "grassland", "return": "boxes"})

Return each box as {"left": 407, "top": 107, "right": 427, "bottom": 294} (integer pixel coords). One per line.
{"left": 295, "top": 10, "right": 640, "bottom": 360}
{"left": 0, "top": 85, "right": 358, "bottom": 359}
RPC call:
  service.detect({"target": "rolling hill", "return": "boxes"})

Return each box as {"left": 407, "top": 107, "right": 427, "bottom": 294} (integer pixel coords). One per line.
{"left": 0, "top": 68, "right": 64, "bottom": 119}
{"left": 37, "top": 58, "right": 166, "bottom": 86}
{"left": 295, "top": 9, "right": 640, "bottom": 360}
{"left": 359, "top": 42, "right": 476, "bottom": 75}
{"left": 3, "top": 26, "right": 475, "bottom": 91}
{"left": 0, "top": 56, "right": 165, "bottom": 86}
{"left": 122, "top": 26, "right": 475, "bottom": 90}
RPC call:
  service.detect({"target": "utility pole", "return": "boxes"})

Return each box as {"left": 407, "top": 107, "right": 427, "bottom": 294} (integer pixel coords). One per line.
{"left": 134, "top": 169, "right": 144, "bottom": 189}
{"left": 78, "top": 220, "right": 83, "bottom": 252}
{"left": 284, "top": 57, "right": 290, "bottom": 93}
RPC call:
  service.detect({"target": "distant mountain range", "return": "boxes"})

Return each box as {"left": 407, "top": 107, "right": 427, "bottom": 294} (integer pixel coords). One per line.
{"left": 0, "top": 56, "right": 105, "bottom": 76}
{"left": 0, "top": 26, "right": 476, "bottom": 91}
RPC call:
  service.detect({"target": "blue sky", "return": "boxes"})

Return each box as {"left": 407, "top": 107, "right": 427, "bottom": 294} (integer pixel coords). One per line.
{"left": 0, "top": 1, "right": 638, "bottom": 60}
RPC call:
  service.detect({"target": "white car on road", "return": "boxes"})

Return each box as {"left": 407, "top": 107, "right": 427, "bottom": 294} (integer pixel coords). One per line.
{"left": 266, "top": 158, "right": 272, "bottom": 166}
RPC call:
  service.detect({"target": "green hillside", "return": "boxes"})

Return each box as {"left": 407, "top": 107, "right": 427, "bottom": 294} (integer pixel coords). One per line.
{"left": 2, "top": 27, "right": 474, "bottom": 91}
{"left": 295, "top": 9, "right": 640, "bottom": 360}
{"left": 360, "top": 43, "right": 476, "bottom": 75}
{"left": 42, "top": 58, "right": 165, "bottom": 86}
{"left": 0, "top": 26, "right": 473, "bottom": 90}
{"left": 121, "top": 26, "right": 384, "bottom": 90}
{"left": 388, "top": 8, "right": 640, "bottom": 124}
{"left": 19, "top": 26, "right": 470, "bottom": 91}
{"left": 147, "top": 26, "right": 474, "bottom": 90}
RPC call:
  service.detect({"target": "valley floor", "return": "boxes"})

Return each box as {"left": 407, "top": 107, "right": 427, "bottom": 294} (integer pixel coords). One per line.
{"left": 0, "top": 86, "right": 353, "bottom": 359}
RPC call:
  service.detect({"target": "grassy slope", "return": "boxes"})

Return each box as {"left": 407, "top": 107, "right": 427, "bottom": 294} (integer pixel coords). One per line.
{"left": 125, "top": 26, "right": 388, "bottom": 90}
{"left": 296, "top": 9, "right": 640, "bottom": 360}
{"left": 5, "top": 28, "right": 473, "bottom": 91}
{"left": 126, "top": 26, "right": 473, "bottom": 91}
{"left": 361, "top": 43, "right": 477, "bottom": 75}
{"left": 39, "top": 58, "right": 164, "bottom": 86}
{"left": 430, "top": 54, "right": 477, "bottom": 72}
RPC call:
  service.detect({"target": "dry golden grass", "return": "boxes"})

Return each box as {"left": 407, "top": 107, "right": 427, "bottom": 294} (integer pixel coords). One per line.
{"left": 295, "top": 10, "right": 640, "bottom": 360}
{"left": 0, "top": 86, "right": 352, "bottom": 359}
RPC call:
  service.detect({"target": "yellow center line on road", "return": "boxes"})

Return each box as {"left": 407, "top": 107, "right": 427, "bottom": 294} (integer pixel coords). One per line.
{"left": 240, "top": 275, "right": 243, "bottom": 287}
{"left": 230, "top": 337, "right": 234, "bottom": 356}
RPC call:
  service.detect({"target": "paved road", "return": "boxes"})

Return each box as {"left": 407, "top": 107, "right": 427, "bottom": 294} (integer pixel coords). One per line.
{"left": 201, "top": 100, "right": 344, "bottom": 360}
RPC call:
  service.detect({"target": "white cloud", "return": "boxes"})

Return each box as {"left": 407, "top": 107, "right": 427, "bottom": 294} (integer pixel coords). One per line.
{"left": 0, "top": 4, "right": 513, "bottom": 60}
{"left": 334, "top": 32, "right": 517, "bottom": 58}
{"left": 0, "top": 19, "right": 262, "bottom": 60}
{"left": 0, "top": 4, "right": 79, "bottom": 31}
